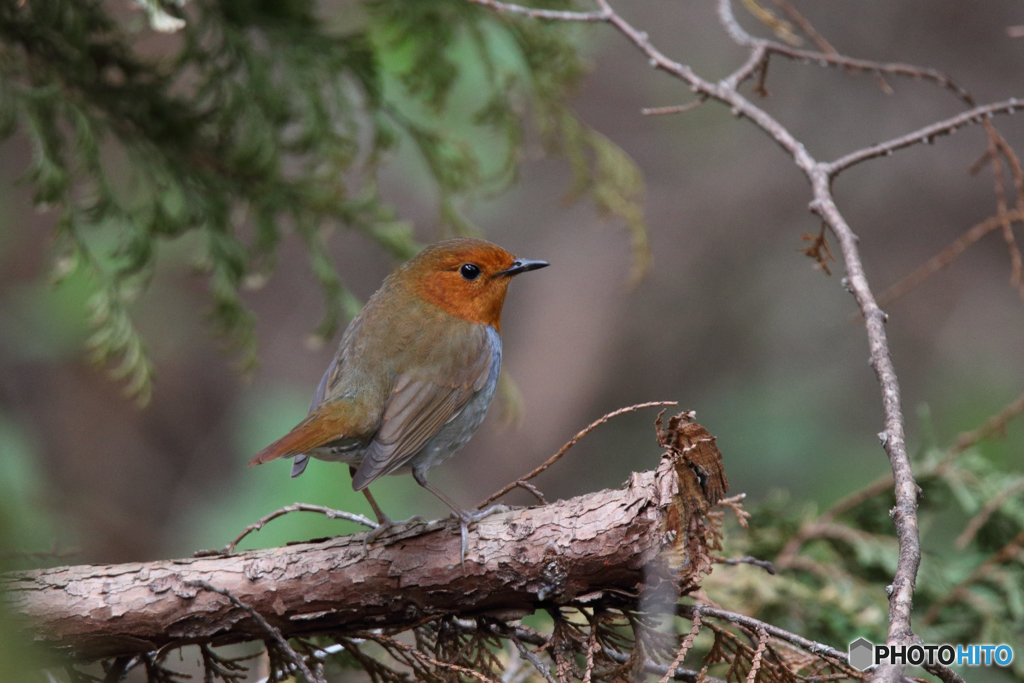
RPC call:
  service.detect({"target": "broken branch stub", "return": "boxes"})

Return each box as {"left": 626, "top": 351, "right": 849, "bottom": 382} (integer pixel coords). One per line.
{"left": 5, "top": 415, "right": 727, "bottom": 663}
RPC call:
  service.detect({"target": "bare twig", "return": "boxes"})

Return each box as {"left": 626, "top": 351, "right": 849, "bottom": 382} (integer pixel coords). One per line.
{"left": 512, "top": 480, "right": 549, "bottom": 505}
{"left": 643, "top": 99, "right": 708, "bottom": 116}
{"left": 984, "top": 129, "right": 1024, "bottom": 304}
{"left": 826, "top": 99, "right": 1023, "bottom": 176}
{"left": 877, "top": 210, "right": 1024, "bottom": 308}
{"left": 714, "top": 555, "right": 776, "bottom": 575}
{"left": 768, "top": 0, "right": 893, "bottom": 92}
{"left": 676, "top": 604, "right": 852, "bottom": 668}
{"left": 468, "top": 0, "right": 608, "bottom": 21}
{"left": 774, "top": 477, "right": 892, "bottom": 569}
{"left": 184, "top": 581, "right": 323, "bottom": 683}
{"left": 0, "top": 546, "right": 81, "bottom": 562}
{"left": 769, "top": 0, "right": 832, "bottom": 53}
{"left": 922, "top": 528, "right": 1024, "bottom": 625}
{"left": 216, "top": 503, "right": 376, "bottom": 555}
{"left": 740, "top": 0, "right": 800, "bottom": 45}
{"left": 719, "top": 2, "right": 972, "bottom": 102}
{"left": 477, "top": 401, "right": 677, "bottom": 508}
{"left": 922, "top": 662, "right": 967, "bottom": 683}
{"left": 716, "top": 2, "right": 924, "bottom": 675}
{"left": 952, "top": 391, "right": 1024, "bottom": 453}
{"left": 724, "top": 43, "right": 768, "bottom": 91}
{"left": 955, "top": 478, "right": 1024, "bottom": 549}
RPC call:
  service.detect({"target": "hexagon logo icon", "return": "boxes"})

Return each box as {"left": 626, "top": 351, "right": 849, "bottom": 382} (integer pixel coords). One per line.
{"left": 849, "top": 638, "right": 874, "bottom": 671}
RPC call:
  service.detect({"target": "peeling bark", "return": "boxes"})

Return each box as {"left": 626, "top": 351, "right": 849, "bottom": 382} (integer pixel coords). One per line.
{"left": 4, "top": 452, "right": 718, "bottom": 662}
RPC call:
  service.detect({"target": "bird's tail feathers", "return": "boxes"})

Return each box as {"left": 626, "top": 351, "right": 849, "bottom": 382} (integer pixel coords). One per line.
{"left": 247, "top": 409, "right": 354, "bottom": 467}
{"left": 290, "top": 455, "right": 310, "bottom": 478}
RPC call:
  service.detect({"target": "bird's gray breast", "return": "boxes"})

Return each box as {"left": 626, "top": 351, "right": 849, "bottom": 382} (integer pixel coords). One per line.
{"left": 294, "top": 325, "right": 502, "bottom": 479}
{"left": 407, "top": 325, "right": 502, "bottom": 477}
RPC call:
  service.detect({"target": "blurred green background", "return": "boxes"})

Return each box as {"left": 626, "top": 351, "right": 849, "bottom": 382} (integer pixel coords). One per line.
{"left": 0, "top": 1, "right": 1022, "bottom": 678}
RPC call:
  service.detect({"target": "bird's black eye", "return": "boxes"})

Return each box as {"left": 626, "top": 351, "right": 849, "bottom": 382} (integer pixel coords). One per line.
{"left": 460, "top": 263, "right": 481, "bottom": 280}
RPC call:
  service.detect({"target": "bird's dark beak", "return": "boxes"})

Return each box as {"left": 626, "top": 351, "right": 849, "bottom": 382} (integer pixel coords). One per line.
{"left": 499, "top": 258, "right": 549, "bottom": 277}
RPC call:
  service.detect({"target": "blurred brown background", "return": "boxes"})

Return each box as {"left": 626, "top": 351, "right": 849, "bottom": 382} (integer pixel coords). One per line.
{"left": 1, "top": 0, "right": 1022, "bottom": 565}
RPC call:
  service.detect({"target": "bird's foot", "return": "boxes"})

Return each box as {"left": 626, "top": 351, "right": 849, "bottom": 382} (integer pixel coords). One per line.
{"left": 451, "top": 505, "right": 509, "bottom": 569}
{"left": 362, "top": 514, "right": 427, "bottom": 554}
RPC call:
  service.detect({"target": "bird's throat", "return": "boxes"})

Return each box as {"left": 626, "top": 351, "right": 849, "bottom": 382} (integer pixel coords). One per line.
{"left": 411, "top": 275, "right": 509, "bottom": 332}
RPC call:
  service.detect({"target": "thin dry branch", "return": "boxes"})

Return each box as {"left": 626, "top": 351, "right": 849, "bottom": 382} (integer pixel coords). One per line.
{"left": 954, "top": 478, "right": 1024, "bottom": 549}
{"left": 477, "top": 401, "right": 677, "bottom": 508}
{"left": 469, "top": 0, "right": 608, "bottom": 21}
{"left": 714, "top": 555, "right": 776, "bottom": 575}
{"left": 952, "top": 391, "right": 1024, "bottom": 453}
{"left": 215, "top": 503, "right": 376, "bottom": 555}
{"left": 765, "top": 0, "right": 894, "bottom": 93}
{"left": 728, "top": 0, "right": 1024, "bottom": 322}
{"left": 985, "top": 129, "right": 1024, "bottom": 304}
{"left": 877, "top": 210, "right": 1024, "bottom": 308}
{"left": 768, "top": 0, "right": 833, "bottom": 53}
{"left": 922, "top": 528, "right": 1024, "bottom": 625}
{"left": 643, "top": 99, "right": 708, "bottom": 116}
{"left": 738, "top": 0, "right": 799, "bottom": 45}
{"left": 719, "top": 3, "right": 972, "bottom": 103}
{"left": 677, "top": 604, "right": 851, "bottom": 666}
{"left": 826, "top": 99, "right": 1023, "bottom": 175}
{"left": 921, "top": 662, "right": 967, "bottom": 683}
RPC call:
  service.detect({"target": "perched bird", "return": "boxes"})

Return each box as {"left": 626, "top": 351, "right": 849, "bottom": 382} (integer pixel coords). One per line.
{"left": 249, "top": 237, "right": 548, "bottom": 548}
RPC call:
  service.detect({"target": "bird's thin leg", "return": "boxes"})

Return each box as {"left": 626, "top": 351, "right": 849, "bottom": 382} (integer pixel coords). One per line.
{"left": 354, "top": 467, "right": 424, "bottom": 550}
{"left": 359, "top": 486, "right": 390, "bottom": 526}
{"left": 412, "top": 471, "right": 508, "bottom": 564}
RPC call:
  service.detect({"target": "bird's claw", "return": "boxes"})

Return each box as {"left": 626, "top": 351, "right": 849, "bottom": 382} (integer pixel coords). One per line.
{"left": 451, "top": 505, "right": 509, "bottom": 569}
{"left": 459, "top": 504, "right": 510, "bottom": 524}
{"left": 361, "top": 514, "right": 427, "bottom": 555}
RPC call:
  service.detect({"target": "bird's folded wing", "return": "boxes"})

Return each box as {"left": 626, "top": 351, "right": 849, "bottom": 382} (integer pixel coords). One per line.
{"left": 350, "top": 334, "right": 492, "bottom": 490}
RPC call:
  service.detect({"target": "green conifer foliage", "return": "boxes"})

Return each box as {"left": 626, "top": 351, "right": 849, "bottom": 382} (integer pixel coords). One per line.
{"left": 0, "top": 0, "right": 648, "bottom": 403}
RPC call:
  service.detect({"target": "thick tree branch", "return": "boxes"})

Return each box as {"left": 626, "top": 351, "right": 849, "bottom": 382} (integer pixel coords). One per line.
{"left": 4, "top": 455, "right": 715, "bottom": 663}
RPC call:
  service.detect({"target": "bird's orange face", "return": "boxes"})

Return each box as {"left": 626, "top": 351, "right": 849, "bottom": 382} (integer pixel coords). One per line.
{"left": 406, "top": 238, "right": 547, "bottom": 332}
